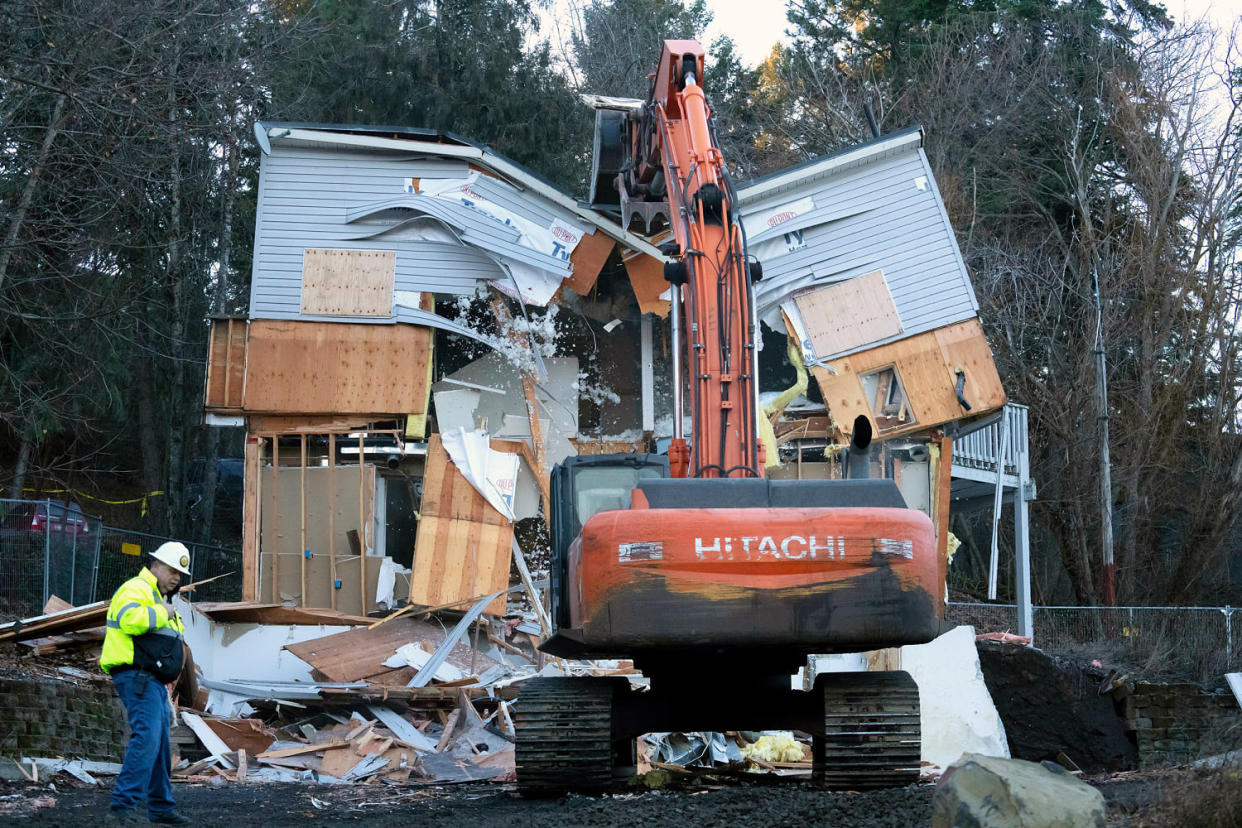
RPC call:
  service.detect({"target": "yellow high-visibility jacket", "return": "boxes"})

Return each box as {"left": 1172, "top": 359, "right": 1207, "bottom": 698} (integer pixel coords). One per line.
{"left": 99, "top": 567, "right": 185, "bottom": 675}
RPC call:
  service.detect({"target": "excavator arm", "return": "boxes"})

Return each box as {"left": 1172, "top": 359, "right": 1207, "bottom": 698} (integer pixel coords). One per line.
{"left": 619, "top": 40, "right": 763, "bottom": 479}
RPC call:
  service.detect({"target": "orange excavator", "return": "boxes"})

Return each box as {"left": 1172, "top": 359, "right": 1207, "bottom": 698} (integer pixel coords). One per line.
{"left": 513, "top": 40, "right": 941, "bottom": 794}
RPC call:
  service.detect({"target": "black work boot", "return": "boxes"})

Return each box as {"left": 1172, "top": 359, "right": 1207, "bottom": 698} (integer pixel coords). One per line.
{"left": 149, "top": 813, "right": 192, "bottom": 825}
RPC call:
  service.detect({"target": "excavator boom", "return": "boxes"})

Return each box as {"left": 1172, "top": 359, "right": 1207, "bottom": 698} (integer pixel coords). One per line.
{"left": 623, "top": 40, "right": 762, "bottom": 479}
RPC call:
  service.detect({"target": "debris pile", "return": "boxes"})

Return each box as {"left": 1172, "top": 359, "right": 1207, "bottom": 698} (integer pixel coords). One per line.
{"left": 0, "top": 588, "right": 644, "bottom": 788}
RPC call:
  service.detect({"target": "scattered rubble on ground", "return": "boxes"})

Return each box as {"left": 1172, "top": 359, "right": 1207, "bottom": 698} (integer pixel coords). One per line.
{"left": 1, "top": 590, "right": 837, "bottom": 790}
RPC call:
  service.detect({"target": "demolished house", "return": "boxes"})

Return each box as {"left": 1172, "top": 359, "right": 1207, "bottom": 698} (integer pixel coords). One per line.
{"left": 203, "top": 120, "right": 1005, "bottom": 616}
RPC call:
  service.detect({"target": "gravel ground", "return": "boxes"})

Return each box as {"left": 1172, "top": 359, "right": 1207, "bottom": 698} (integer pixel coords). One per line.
{"left": 2, "top": 777, "right": 935, "bottom": 827}
{"left": 2, "top": 764, "right": 1227, "bottom": 826}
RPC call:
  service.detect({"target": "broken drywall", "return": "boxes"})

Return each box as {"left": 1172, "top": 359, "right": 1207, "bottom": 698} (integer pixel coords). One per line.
{"left": 433, "top": 352, "right": 579, "bottom": 465}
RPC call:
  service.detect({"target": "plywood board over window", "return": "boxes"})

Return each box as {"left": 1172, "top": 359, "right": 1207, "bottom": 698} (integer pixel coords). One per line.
{"left": 409, "top": 434, "right": 514, "bottom": 617}
{"left": 795, "top": 269, "right": 903, "bottom": 359}
{"left": 301, "top": 248, "right": 395, "bottom": 317}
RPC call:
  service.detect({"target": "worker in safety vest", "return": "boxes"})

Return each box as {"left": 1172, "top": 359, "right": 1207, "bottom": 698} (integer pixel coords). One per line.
{"left": 101, "top": 542, "right": 191, "bottom": 826}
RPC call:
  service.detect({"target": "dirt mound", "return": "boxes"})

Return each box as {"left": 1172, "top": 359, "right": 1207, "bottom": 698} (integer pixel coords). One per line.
{"left": 977, "top": 640, "right": 1137, "bottom": 773}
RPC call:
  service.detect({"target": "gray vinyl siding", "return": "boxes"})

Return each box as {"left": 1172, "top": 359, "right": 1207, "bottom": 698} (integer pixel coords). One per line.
{"left": 248, "top": 144, "right": 582, "bottom": 323}
{"left": 738, "top": 145, "right": 978, "bottom": 358}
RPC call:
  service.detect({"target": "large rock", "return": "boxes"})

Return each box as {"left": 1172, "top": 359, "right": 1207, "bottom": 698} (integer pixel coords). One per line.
{"left": 932, "top": 753, "right": 1105, "bottom": 828}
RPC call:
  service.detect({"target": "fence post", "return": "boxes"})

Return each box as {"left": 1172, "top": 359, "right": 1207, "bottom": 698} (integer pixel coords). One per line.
{"left": 1225, "top": 606, "right": 1232, "bottom": 660}
{"left": 89, "top": 523, "right": 102, "bottom": 603}
{"left": 42, "top": 498, "right": 52, "bottom": 609}
{"left": 70, "top": 526, "right": 78, "bottom": 605}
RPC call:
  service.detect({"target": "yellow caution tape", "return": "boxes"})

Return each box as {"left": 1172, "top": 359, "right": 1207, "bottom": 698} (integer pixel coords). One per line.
{"left": 23, "top": 488, "right": 166, "bottom": 517}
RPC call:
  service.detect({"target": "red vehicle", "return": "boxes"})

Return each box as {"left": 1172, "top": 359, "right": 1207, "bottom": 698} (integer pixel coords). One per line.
{"left": 0, "top": 500, "right": 92, "bottom": 537}
{"left": 513, "top": 41, "right": 939, "bottom": 795}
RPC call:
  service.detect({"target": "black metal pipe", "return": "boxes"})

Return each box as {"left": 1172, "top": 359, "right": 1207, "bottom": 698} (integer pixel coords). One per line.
{"left": 845, "top": 415, "right": 873, "bottom": 479}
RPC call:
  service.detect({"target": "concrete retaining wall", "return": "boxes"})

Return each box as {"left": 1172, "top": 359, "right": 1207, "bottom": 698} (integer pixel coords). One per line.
{"left": 1126, "top": 682, "right": 1241, "bottom": 767}
{"left": 0, "top": 676, "right": 128, "bottom": 761}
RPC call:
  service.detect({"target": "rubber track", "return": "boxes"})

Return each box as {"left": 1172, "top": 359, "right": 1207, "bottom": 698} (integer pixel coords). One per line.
{"left": 514, "top": 677, "right": 617, "bottom": 796}
{"left": 813, "top": 671, "right": 922, "bottom": 790}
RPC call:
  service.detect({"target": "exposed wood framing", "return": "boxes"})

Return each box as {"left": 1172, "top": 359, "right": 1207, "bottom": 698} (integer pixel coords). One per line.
{"left": 242, "top": 436, "right": 261, "bottom": 601}
{"left": 258, "top": 458, "right": 376, "bottom": 613}
{"left": 359, "top": 432, "right": 367, "bottom": 615}
{"left": 300, "top": 434, "right": 308, "bottom": 605}
{"left": 935, "top": 436, "right": 954, "bottom": 615}
{"left": 248, "top": 415, "right": 379, "bottom": 435}
{"left": 328, "top": 433, "right": 337, "bottom": 610}
{"left": 520, "top": 376, "right": 546, "bottom": 479}
{"left": 268, "top": 437, "right": 280, "bottom": 603}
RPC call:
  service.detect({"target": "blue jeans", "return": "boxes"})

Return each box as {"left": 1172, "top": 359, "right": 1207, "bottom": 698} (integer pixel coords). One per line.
{"left": 110, "top": 669, "right": 175, "bottom": 818}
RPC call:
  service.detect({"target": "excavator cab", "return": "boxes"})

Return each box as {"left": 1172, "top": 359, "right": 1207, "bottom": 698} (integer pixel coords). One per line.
{"left": 547, "top": 453, "right": 668, "bottom": 631}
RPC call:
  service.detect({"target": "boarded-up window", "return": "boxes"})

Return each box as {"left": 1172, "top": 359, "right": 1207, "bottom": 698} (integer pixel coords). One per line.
{"left": 795, "top": 269, "right": 903, "bottom": 358}
{"left": 301, "top": 248, "right": 395, "bottom": 317}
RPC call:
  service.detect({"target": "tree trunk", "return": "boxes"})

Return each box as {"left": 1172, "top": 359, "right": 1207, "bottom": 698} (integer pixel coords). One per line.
{"left": 136, "top": 351, "right": 167, "bottom": 531}
{"left": 0, "top": 94, "right": 68, "bottom": 295}
{"left": 164, "top": 80, "right": 187, "bottom": 538}
{"left": 10, "top": 432, "right": 32, "bottom": 500}
{"left": 196, "top": 122, "right": 239, "bottom": 545}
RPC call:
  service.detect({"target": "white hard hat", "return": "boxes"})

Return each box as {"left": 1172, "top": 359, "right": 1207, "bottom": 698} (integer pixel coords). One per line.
{"left": 151, "top": 541, "right": 192, "bottom": 576}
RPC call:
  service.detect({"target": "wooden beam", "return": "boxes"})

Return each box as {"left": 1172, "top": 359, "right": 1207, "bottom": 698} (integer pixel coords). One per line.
{"left": 936, "top": 435, "right": 954, "bottom": 616}
{"left": 242, "top": 435, "right": 260, "bottom": 601}
{"left": 300, "top": 434, "right": 308, "bottom": 607}
{"left": 359, "top": 433, "right": 366, "bottom": 615}
{"left": 521, "top": 375, "right": 546, "bottom": 478}
{"left": 328, "top": 433, "right": 337, "bottom": 611}
{"left": 269, "top": 436, "right": 280, "bottom": 604}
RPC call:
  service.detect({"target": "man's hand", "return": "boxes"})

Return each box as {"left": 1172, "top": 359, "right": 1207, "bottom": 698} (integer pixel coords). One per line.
{"left": 163, "top": 600, "right": 176, "bottom": 617}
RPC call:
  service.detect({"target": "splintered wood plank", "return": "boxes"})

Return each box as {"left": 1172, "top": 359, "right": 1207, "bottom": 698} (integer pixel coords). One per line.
{"left": 564, "top": 230, "right": 615, "bottom": 296}
{"left": 622, "top": 251, "right": 671, "bottom": 316}
{"left": 301, "top": 248, "right": 394, "bottom": 317}
{"left": 795, "top": 270, "right": 903, "bottom": 359}
{"left": 258, "top": 740, "right": 350, "bottom": 760}
{"left": 283, "top": 615, "right": 500, "bottom": 683}
{"left": 242, "top": 320, "right": 432, "bottom": 416}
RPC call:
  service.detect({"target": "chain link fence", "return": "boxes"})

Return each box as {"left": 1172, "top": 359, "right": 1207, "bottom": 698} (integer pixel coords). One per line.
{"left": 948, "top": 601, "right": 1241, "bottom": 679}
{"left": 95, "top": 527, "right": 241, "bottom": 604}
{"left": 0, "top": 498, "right": 241, "bottom": 620}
